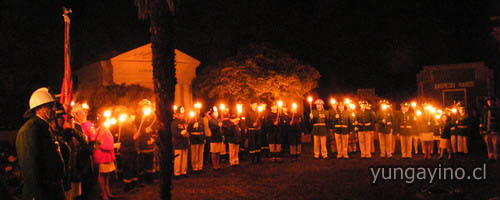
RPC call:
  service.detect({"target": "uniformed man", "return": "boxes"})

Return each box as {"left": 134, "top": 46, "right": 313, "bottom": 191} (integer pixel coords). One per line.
{"left": 246, "top": 102, "right": 263, "bottom": 163}
{"left": 417, "top": 104, "right": 438, "bottom": 159}
{"left": 119, "top": 114, "right": 138, "bottom": 191}
{"left": 188, "top": 110, "right": 205, "bottom": 173}
{"left": 480, "top": 98, "right": 499, "bottom": 160}
{"left": 267, "top": 105, "right": 282, "bottom": 161}
{"left": 356, "top": 101, "right": 375, "bottom": 158}
{"left": 134, "top": 99, "right": 158, "bottom": 183}
{"left": 224, "top": 114, "right": 242, "bottom": 166}
{"left": 375, "top": 100, "right": 394, "bottom": 158}
{"left": 172, "top": 107, "right": 188, "bottom": 178}
{"left": 16, "top": 88, "right": 66, "bottom": 200}
{"left": 327, "top": 100, "right": 338, "bottom": 157}
{"left": 455, "top": 105, "right": 471, "bottom": 154}
{"left": 335, "top": 102, "right": 351, "bottom": 159}
{"left": 310, "top": 99, "right": 329, "bottom": 159}
{"left": 347, "top": 102, "right": 358, "bottom": 153}
{"left": 71, "top": 103, "right": 95, "bottom": 200}
{"left": 207, "top": 108, "right": 223, "bottom": 170}
{"left": 396, "top": 103, "right": 416, "bottom": 158}
{"left": 288, "top": 107, "right": 302, "bottom": 161}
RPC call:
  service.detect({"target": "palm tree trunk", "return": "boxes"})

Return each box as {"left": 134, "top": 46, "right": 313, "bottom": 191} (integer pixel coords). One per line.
{"left": 150, "top": 4, "right": 176, "bottom": 200}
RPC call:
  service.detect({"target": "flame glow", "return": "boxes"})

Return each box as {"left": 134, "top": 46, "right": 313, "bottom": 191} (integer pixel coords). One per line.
{"left": 277, "top": 101, "right": 283, "bottom": 107}
{"left": 103, "top": 110, "right": 111, "bottom": 118}
{"left": 82, "top": 103, "right": 89, "bottom": 110}
{"left": 119, "top": 114, "right": 127, "bottom": 122}
{"left": 307, "top": 96, "right": 313, "bottom": 103}
{"left": 236, "top": 104, "right": 243, "bottom": 113}
{"left": 143, "top": 107, "right": 152, "bottom": 116}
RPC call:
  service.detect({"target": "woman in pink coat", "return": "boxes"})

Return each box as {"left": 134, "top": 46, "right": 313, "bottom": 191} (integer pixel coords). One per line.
{"left": 94, "top": 124, "right": 117, "bottom": 200}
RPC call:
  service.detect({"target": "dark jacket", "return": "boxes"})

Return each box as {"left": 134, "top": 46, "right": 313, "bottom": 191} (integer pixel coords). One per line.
{"left": 208, "top": 118, "right": 223, "bottom": 143}
{"left": 356, "top": 110, "right": 375, "bottom": 131}
{"left": 223, "top": 120, "right": 241, "bottom": 144}
{"left": 480, "top": 106, "right": 500, "bottom": 134}
{"left": 188, "top": 117, "right": 205, "bottom": 145}
{"left": 16, "top": 116, "right": 65, "bottom": 200}
{"left": 394, "top": 111, "right": 416, "bottom": 136}
{"left": 172, "top": 119, "right": 189, "bottom": 149}
{"left": 375, "top": 110, "right": 393, "bottom": 134}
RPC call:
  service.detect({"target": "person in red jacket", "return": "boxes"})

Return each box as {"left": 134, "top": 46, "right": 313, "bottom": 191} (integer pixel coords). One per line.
{"left": 94, "top": 118, "right": 117, "bottom": 200}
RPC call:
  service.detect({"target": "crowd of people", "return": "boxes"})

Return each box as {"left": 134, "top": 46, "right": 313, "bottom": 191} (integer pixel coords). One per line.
{"left": 8, "top": 87, "right": 500, "bottom": 200}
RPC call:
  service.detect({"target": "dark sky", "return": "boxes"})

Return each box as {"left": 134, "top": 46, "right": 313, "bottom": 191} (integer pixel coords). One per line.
{"left": 1, "top": 0, "right": 499, "bottom": 123}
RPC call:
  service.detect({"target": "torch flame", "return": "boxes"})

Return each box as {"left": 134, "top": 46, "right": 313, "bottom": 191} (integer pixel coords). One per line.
{"left": 103, "top": 110, "right": 111, "bottom": 118}
{"left": 292, "top": 103, "right": 297, "bottom": 110}
{"left": 70, "top": 101, "right": 75, "bottom": 106}
{"left": 451, "top": 108, "right": 457, "bottom": 114}
{"left": 257, "top": 106, "right": 263, "bottom": 112}
{"left": 307, "top": 96, "right": 313, "bottom": 103}
{"left": 110, "top": 118, "right": 117, "bottom": 125}
{"left": 349, "top": 104, "right": 356, "bottom": 110}
{"left": 277, "top": 100, "right": 283, "bottom": 107}
{"left": 330, "top": 98, "right": 336, "bottom": 105}
{"left": 143, "top": 107, "right": 152, "bottom": 116}
{"left": 236, "top": 104, "right": 243, "bottom": 114}
{"left": 435, "top": 114, "right": 441, "bottom": 120}
{"left": 82, "top": 103, "right": 89, "bottom": 110}
{"left": 416, "top": 110, "right": 422, "bottom": 116}
{"left": 219, "top": 104, "right": 226, "bottom": 111}
{"left": 345, "top": 98, "right": 351, "bottom": 104}
{"left": 189, "top": 111, "right": 195, "bottom": 118}
{"left": 119, "top": 114, "right": 127, "bottom": 122}
{"left": 381, "top": 104, "right": 388, "bottom": 110}
{"left": 411, "top": 101, "right": 417, "bottom": 108}
{"left": 213, "top": 106, "right": 218, "bottom": 112}
{"left": 194, "top": 102, "right": 202, "bottom": 109}
{"left": 173, "top": 105, "right": 178, "bottom": 112}
{"left": 104, "top": 121, "right": 111, "bottom": 128}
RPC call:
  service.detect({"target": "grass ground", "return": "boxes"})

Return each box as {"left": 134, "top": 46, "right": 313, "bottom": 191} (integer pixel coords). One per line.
{"left": 112, "top": 140, "right": 500, "bottom": 200}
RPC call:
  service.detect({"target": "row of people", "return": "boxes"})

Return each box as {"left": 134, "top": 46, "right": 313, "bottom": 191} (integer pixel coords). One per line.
{"left": 171, "top": 101, "right": 306, "bottom": 177}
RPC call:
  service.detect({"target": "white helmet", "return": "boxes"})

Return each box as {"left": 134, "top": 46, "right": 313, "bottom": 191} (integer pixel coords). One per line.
{"left": 23, "top": 87, "right": 56, "bottom": 118}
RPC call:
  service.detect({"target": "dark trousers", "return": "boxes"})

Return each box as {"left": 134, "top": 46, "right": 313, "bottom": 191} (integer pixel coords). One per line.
{"left": 121, "top": 151, "right": 138, "bottom": 183}
{"left": 248, "top": 130, "right": 262, "bottom": 154}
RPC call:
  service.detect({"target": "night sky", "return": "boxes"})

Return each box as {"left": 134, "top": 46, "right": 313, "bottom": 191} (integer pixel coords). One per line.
{"left": 1, "top": 0, "right": 499, "bottom": 125}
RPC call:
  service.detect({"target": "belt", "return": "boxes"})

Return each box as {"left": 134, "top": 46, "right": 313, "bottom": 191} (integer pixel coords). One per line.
{"left": 191, "top": 132, "right": 203, "bottom": 135}
{"left": 248, "top": 128, "right": 259, "bottom": 130}
{"left": 334, "top": 125, "right": 342, "bottom": 128}
{"left": 314, "top": 123, "right": 326, "bottom": 126}
{"left": 457, "top": 126, "right": 468, "bottom": 129}
{"left": 140, "top": 149, "right": 155, "bottom": 153}
{"left": 400, "top": 126, "right": 412, "bottom": 128}
{"left": 361, "top": 123, "right": 371, "bottom": 126}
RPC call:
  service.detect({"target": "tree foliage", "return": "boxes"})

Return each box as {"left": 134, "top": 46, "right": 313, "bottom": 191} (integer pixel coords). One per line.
{"left": 194, "top": 43, "right": 321, "bottom": 102}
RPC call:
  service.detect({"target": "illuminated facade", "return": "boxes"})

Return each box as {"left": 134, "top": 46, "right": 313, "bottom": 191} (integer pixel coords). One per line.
{"left": 416, "top": 61, "right": 494, "bottom": 109}
{"left": 75, "top": 43, "right": 200, "bottom": 110}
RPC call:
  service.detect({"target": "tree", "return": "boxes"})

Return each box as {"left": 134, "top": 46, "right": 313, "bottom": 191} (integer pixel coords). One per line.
{"left": 194, "top": 43, "right": 321, "bottom": 102}
{"left": 135, "top": 0, "right": 176, "bottom": 199}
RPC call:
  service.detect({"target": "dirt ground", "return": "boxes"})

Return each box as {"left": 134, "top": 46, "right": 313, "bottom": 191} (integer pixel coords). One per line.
{"left": 111, "top": 140, "right": 500, "bottom": 200}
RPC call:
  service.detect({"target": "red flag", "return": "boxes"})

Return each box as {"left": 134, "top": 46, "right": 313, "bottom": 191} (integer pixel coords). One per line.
{"left": 61, "top": 7, "right": 73, "bottom": 120}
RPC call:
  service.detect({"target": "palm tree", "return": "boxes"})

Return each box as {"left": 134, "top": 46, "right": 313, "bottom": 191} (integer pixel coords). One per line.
{"left": 135, "top": 0, "right": 177, "bottom": 199}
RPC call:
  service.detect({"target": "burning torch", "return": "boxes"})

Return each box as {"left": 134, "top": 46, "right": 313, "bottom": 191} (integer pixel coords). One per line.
{"left": 307, "top": 96, "right": 313, "bottom": 113}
